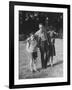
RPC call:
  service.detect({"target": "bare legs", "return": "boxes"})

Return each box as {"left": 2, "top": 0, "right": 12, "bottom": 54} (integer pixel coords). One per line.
{"left": 49, "top": 56, "right": 53, "bottom": 66}
{"left": 29, "top": 54, "right": 37, "bottom": 72}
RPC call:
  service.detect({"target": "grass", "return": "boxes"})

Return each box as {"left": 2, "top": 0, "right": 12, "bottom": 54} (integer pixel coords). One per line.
{"left": 19, "top": 39, "right": 63, "bottom": 79}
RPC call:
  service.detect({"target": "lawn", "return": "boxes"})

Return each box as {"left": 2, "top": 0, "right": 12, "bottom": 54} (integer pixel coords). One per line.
{"left": 19, "top": 39, "right": 63, "bottom": 79}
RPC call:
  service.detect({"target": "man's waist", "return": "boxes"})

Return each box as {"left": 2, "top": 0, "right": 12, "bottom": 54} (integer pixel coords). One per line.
{"left": 41, "top": 39, "right": 47, "bottom": 41}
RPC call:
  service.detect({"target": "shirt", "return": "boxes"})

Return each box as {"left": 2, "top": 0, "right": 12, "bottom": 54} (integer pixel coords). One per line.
{"left": 35, "top": 29, "right": 47, "bottom": 41}
{"left": 47, "top": 30, "right": 57, "bottom": 44}
{"left": 26, "top": 37, "right": 38, "bottom": 53}
{"left": 47, "top": 30, "right": 57, "bottom": 38}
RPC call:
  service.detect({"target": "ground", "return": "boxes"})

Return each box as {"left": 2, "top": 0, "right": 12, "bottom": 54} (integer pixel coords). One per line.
{"left": 19, "top": 39, "right": 63, "bottom": 79}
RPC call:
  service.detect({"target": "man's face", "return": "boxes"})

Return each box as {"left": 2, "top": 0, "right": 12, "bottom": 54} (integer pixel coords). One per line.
{"left": 39, "top": 24, "right": 43, "bottom": 30}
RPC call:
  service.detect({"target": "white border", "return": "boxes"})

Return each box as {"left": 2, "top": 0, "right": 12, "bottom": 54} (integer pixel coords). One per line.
{"left": 14, "top": 5, "right": 67, "bottom": 85}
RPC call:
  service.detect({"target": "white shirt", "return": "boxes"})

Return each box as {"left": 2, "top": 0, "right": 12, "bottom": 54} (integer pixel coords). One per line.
{"left": 35, "top": 29, "right": 47, "bottom": 41}
{"left": 26, "top": 37, "right": 38, "bottom": 53}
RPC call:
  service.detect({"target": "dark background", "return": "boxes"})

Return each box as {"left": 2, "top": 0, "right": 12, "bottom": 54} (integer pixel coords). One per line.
{"left": 19, "top": 11, "right": 63, "bottom": 40}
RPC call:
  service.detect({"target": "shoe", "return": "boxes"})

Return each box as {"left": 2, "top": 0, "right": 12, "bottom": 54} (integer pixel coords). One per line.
{"left": 32, "top": 70, "right": 37, "bottom": 73}
{"left": 50, "top": 63, "right": 53, "bottom": 67}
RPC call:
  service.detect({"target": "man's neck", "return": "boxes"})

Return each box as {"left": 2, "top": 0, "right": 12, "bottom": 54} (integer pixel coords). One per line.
{"left": 39, "top": 29, "right": 43, "bottom": 32}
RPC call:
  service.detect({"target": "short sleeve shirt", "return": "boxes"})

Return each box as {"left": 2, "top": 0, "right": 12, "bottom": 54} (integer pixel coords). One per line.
{"left": 35, "top": 30, "right": 47, "bottom": 41}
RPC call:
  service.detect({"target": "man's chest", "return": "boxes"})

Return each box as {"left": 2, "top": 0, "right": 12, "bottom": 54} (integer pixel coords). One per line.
{"left": 38, "top": 32, "right": 46, "bottom": 39}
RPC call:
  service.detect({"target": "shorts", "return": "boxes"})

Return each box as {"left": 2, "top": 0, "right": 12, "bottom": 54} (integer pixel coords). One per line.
{"left": 32, "top": 52, "right": 37, "bottom": 60}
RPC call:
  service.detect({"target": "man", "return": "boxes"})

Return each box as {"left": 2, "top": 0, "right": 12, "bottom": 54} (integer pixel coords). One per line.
{"left": 35, "top": 23, "right": 49, "bottom": 68}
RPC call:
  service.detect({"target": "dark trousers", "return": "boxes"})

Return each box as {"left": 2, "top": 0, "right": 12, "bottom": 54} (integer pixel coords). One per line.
{"left": 39, "top": 40, "right": 48, "bottom": 68}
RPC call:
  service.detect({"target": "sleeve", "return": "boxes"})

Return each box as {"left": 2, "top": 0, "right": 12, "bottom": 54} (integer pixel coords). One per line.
{"left": 35, "top": 30, "right": 39, "bottom": 36}
{"left": 54, "top": 31, "right": 57, "bottom": 34}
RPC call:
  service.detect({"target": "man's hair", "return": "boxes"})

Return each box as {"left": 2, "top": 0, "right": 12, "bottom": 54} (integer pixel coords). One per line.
{"left": 39, "top": 23, "right": 44, "bottom": 26}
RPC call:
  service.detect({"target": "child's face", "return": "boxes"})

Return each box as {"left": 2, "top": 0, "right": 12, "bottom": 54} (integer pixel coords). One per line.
{"left": 30, "top": 34, "right": 34, "bottom": 40}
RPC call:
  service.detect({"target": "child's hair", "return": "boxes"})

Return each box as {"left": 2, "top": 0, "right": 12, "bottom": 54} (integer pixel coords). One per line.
{"left": 30, "top": 32, "right": 34, "bottom": 36}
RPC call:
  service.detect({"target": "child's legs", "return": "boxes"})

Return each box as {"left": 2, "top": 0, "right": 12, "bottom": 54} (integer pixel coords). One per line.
{"left": 29, "top": 58, "right": 33, "bottom": 71}
{"left": 29, "top": 54, "right": 33, "bottom": 72}
{"left": 32, "top": 59, "right": 37, "bottom": 71}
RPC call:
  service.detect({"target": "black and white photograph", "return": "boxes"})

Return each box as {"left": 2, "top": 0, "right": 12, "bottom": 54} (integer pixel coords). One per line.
{"left": 9, "top": 1, "right": 70, "bottom": 89}
{"left": 19, "top": 11, "right": 63, "bottom": 79}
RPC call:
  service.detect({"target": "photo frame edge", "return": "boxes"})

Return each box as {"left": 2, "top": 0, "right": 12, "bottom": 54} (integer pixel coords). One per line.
{"left": 9, "top": 1, "right": 70, "bottom": 89}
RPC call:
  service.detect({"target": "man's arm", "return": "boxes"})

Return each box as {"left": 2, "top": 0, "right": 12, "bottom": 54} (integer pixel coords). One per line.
{"left": 35, "top": 30, "right": 40, "bottom": 37}
{"left": 53, "top": 31, "right": 58, "bottom": 35}
{"left": 53, "top": 31, "right": 56, "bottom": 34}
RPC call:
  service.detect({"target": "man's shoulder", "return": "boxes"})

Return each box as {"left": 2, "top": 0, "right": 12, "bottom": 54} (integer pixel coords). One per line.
{"left": 35, "top": 30, "right": 40, "bottom": 35}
